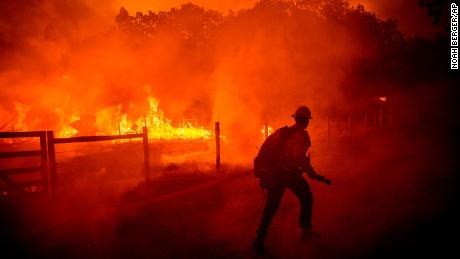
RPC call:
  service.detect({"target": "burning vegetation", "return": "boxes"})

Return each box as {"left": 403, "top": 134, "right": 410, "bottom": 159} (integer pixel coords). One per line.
{"left": 57, "top": 95, "right": 212, "bottom": 139}
{"left": 1, "top": 1, "right": 454, "bottom": 150}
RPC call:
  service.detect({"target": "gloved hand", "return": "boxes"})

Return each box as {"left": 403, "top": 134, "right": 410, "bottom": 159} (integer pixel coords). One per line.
{"left": 322, "top": 178, "right": 332, "bottom": 185}
{"left": 318, "top": 175, "right": 332, "bottom": 185}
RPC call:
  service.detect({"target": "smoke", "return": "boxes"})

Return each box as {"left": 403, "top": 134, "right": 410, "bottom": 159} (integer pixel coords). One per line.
{"left": 1, "top": 0, "right": 435, "bottom": 163}
{"left": 349, "top": 0, "right": 441, "bottom": 37}
{"left": 115, "top": 0, "right": 258, "bottom": 13}
{"left": 0, "top": 0, "right": 116, "bottom": 128}
{"left": 0, "top": 2, "right": 339, "bottom": 133}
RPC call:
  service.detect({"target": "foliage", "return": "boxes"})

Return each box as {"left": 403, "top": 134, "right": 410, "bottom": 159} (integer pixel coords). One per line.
{"left": 115, "top": 0, "right": 452, "bottom": 101}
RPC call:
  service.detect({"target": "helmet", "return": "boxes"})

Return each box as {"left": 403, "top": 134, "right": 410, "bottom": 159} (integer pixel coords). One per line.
{"left": 292, "top": 106, "right": 312, "bottom": 119}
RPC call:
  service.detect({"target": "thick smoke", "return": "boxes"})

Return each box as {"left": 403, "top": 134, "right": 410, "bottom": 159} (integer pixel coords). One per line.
{"left": 115, "top": 0, "right": 257, "bottom": 13}
{"left": 0, "top": 0, "right": 445, "bottom": 163}
{"left": 0, "top": 0, "right": 115, "bottom": 129}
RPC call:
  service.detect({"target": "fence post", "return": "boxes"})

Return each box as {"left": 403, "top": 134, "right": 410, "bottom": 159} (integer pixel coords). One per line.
{"left": 46, "top": 131, "right": 57, "bottom": 194}
{"left": 39, "top": 132, "right": 49, "bottom": 193}
{"left": 215, "top": 122, "right": 220, "bottom": 171}
{"left": 142, "top": 126, "right": 151, "bottom": 182}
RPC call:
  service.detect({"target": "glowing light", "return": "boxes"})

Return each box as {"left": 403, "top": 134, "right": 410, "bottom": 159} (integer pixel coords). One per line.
{"left": 24, "top": 185, "right": 42, "bottom": 193}
{"left": 139, "top": 97, "right": 212, "bottom": 140}
{"left": 55, "top": 95, "right": 212, "bottom": 140}
{"left": 13, "top": 101, "right": 29, "bottom": 131}
{"left": 261, "top": 125, "right": 273, "bottom": 139}
{"left": 56, "top": 109, "right": 79, "bottom": 138}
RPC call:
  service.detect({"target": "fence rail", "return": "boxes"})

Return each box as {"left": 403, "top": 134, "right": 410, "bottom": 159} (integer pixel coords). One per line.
{"left": 0, "top": 131, "right": 48, "bottom": 194}
{"left": 0, "top": 150, "right": 42, "bottom": 158}
{"left": 0, "top": 131, "right": 48, "bottom": 138}
{"left": 0, "top": 166, "right": 42, "bottom": 175}
{"left": 1, "top": 124, "right": 222, "bottom": 196}
{"left": 46, "top": 127, "right": 151, "bottom": 194}
{"left": 54, "top": 133, "right": 143, "bottom": 144}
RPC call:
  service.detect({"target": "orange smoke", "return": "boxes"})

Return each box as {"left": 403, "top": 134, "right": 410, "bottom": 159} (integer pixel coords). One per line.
{"left": 114, "top": 0, "right": 257, "bottom": 13}
{"left": 0, "top": 0, "right": 412, "bottom": 162}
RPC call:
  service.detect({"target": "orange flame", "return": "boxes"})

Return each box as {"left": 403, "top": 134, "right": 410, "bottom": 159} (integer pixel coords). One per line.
{"left": 55, "top": 96, "right": 212, "bottom": 140}
{"left": 261, "top": 125, "right": 273, "bottom": 140}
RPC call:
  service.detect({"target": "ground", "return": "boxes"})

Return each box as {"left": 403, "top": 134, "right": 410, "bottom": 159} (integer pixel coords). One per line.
{"left": 0, "top": 132, "right": 458, "bottom": 258}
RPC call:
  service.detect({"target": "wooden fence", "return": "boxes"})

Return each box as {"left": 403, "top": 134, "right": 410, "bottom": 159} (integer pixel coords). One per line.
{"left": 1, "top": 124, "right": 222, "bottom": 195}
{"left": 0, "top": 128, "right": 150, "bottom": 195}
{"left": 46, "top": 126, "right": 150, "bottom": 194}
{"left": 0, "top": 131, "right": 48, "bottom": 194}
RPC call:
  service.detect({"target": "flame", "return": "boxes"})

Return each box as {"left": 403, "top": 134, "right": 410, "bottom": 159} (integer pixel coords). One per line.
{"left": 6, "top": 90, "right": 211, "bottom": 141}
{"left": 261, "top": 125, "right": 273, "bottom": 140}
{"left": 140, "top": 97, "right": 211, "bottom": 140}
{"left": 12, "top": 101, "right": 29, "bottom": 131}
{"left": 53, "top": 95, "right": 212, "bottom": 140}
{"left": 56, "top": 109, "right": 79, "bottom": 137}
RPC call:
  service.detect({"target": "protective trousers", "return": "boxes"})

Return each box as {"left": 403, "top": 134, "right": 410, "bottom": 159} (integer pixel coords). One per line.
{"left": 256, "top": 172, "right": 313, "bottom": 239}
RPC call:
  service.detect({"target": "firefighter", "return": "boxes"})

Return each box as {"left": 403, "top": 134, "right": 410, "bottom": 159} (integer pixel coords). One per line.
{"left": 252, "top": 106, "right": 332, "bottom": 255}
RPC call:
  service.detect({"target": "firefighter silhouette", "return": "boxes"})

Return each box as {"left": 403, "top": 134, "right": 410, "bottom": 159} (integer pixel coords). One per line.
{"left": 252, "top": 106, "right": 332, "bottom": 255}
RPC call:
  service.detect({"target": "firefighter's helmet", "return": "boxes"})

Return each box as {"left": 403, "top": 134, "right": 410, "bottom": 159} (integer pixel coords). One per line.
{"left": 292, "top": 106, "right": 312, "bottom": 119}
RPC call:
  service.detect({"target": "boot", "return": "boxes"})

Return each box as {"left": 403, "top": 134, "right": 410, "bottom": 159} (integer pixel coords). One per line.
{"left": 252, "top": 236, "right": 266, "bottom": 255}
{"left": 301, "top": 227, "right": 321, "bottom": 241}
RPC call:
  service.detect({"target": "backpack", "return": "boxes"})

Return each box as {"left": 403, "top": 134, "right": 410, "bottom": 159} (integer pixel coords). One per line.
{"left": 253, "top": 126, "right": 298, "bottom": 180}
